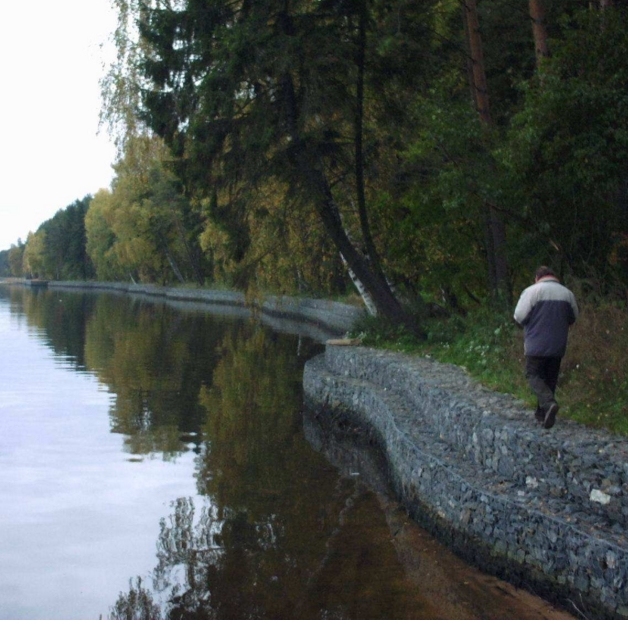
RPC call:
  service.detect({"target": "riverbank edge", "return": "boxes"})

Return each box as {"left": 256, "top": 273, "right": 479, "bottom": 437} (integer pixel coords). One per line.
{"left": 36, "top": 280, "right": 365, "bottom": 339}
{"left": 13, "top": 280, "right": 626, "bottom": 616}
{"left": 303, "top": 345, "right": 628, "bottom": 619}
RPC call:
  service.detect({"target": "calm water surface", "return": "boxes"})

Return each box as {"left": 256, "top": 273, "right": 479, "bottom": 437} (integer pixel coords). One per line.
{"left": 0, "top": 286, "right": 571, "bottom": 620}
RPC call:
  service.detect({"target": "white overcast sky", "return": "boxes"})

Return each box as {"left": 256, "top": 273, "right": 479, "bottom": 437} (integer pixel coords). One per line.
{"left": 0, "top": 0, "right": 118, "bottom": 251}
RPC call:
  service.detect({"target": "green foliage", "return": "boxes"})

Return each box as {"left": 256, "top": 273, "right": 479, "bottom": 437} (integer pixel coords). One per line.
{"left": 0, "top": 249, "right": 10, "bottom": 276}
{"left": 90, "top": 0, "right": 628, "bottom": 314}
{"left": 502, "top": 6, "right": 628, "bottom": 284}
{"left": 20, "top": 197, "right": 94, "bottom": 280}
{"left": 85, "top": 136, "right": 204, "bottom": 285}
{"left": 8, "top": 242, "right": 25, "bottom": 277}
{"left": 382, "top": 90, "right": 500, "bottom": 305}
{"left": 129, "top": 0, "right": 442, "bottom": 329}
{"left": 372, "top": 1, "right": 628, "bottom": 305}
{"left": 22, "top": 230, "right": 46, "bottom": 278}
{"left": 351, "top": 313, "right": 421, "bottom": 352}
{"left": 421, "top": 310, "right": 527, "bottom": 397}
{"left": 6, "top": 0, "right": 628, "bottom": 327}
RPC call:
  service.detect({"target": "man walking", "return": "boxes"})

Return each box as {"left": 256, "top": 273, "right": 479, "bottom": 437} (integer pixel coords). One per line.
{"left": 514, "top": 266, "right": 579, "bottom": 429}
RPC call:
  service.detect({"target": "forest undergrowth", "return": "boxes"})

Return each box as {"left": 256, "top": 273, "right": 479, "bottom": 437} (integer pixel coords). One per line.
{"left": 351, "top": 290, "right": 628, "bottom": 436}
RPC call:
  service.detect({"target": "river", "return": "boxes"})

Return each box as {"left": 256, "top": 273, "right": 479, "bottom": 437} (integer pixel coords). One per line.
{"left": 0, "top": 285, "right": 572, "bottom": 619}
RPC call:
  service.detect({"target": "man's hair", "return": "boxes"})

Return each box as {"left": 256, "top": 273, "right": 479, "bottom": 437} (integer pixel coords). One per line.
{"left": 535, "top": 266, "right": 556, "bottom": 280}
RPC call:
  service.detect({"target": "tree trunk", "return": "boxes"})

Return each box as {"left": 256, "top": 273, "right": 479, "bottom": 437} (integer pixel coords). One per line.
{"left": 599, "top": 0, "right": 613, "bottom": 32}
{"left": 462, "top": 0, "right": 510, "bottom": 303}
{"left": 489, "top": 209, "right": 509, "bottom": 303}
{"left": 280, "top": 65, "right": 424, "bottom": 335}
{"left": 309, "top": 165, "right": 424, "bottom": 335}
{"left": 354, "top": 3, "right": 383, "bottom": 280}
{"left": 463, "top": 0, "right": 491, "bottom": 125}
{"left": 166, "top": 250, "right": 185, "bottom": 283}
{"left": 529, "top": 0, "right": 550, "bottom": 66}
{"left": 341, "top": 254, "right": 378, "bottom": 316}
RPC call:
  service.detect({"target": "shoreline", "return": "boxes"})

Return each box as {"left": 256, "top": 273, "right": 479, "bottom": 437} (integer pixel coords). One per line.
{"left": 303, "top": 344, "right": 628, "bottom": 619}
{"left": 8, "top": 280, "right": 625, "bottom": 616}
{"left": 10, "top": 280, "right": 365, "bottom": 343}
{"left": 302, "top": 407, "right": 574, "bottom": 619}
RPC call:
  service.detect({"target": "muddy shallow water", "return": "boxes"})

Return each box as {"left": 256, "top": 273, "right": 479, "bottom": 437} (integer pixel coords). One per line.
{"left": 303, "top": 409, "right": 575, "bottom": 620}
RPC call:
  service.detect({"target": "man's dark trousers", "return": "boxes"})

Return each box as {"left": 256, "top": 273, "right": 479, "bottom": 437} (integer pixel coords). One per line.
{"left": 525, "top": 356, "right": 561, "bottom": 415}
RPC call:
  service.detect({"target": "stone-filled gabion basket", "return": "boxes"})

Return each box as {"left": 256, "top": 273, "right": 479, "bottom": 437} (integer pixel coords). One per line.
{"left": 303, "top": 345, "right": 628, "bottom": 619}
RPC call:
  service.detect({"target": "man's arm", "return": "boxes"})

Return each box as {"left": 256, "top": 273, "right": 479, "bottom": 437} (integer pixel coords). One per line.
{"left": 568, "top": 292, "right": 579, "bottom": 325}
{"left": 513, "top": 287, "right": 533, "bottom": 327}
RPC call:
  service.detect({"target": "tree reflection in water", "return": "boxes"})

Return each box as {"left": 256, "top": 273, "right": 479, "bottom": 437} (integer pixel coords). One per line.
{"left": 153, "top": 497, "right": 222, "bottom": 619}
{"left": 108, "top": 326, "right": 432, "bottom": 620}
{"left": 12, "top": 287, "right": 498, "bottom": 619}
{"left": 109, "top": 578, "right": 162, "bottom": 620}
{"left": 110, "top": 480, "right": 402, "bottom": 621}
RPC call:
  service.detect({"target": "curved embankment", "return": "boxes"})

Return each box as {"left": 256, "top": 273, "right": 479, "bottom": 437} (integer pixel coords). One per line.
{"left": 303, "top": 345, "right": 628, "bottom": 619}
{"left": 48, "top": 281, "right": 364, "bottom": 342}
{"left": 24, "top": 281, "right": 628, "bottom": 615}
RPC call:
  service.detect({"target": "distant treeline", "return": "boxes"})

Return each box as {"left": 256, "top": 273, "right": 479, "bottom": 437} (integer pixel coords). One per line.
{"left": 0, "top": 197, "right": 94, "bottom": 281}
{"left": 3, "top": 0, "right": 628, "bottom": 329}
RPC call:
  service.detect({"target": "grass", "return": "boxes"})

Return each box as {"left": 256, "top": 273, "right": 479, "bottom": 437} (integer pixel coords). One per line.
{"left": 351, "top": 300, "right": 628, "bottom": 435}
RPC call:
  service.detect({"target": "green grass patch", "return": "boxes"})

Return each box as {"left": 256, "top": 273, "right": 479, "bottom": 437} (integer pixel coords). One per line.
{"left": 351, "top": 303, "right": 628, "bottom": 435}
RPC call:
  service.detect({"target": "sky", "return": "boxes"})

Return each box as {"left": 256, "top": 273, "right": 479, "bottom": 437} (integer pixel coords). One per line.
{"left": 0, "top": 0, "right": 119, "bottom": 251}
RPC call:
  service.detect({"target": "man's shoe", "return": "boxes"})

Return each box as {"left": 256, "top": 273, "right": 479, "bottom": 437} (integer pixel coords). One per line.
{"left": 535, "top": 409, "right": 544, "bottom": 423}
{"left": 544, "top": 402, "right": 559, "bottom": 429}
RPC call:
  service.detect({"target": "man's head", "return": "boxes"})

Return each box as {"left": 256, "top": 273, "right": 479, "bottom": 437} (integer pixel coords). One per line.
{"left": 534, "top": 266, "right": 556, "bottom": 282}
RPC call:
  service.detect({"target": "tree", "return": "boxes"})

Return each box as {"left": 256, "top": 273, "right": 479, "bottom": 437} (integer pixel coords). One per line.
{"left": 85, "top": 189, "right": 125, "bottom": 281}
{"left": 85, "top": 136, "right": 205, "bottom": 284}
{"left": 42, "top": 197, "right": 95, "bottom": 280}
{"left": 97, "top": 0, "right": 628, "bottom": 308}
{"left": 130, "top": 0, "right": 428, "bottom": 333}
{"left": 8, "top": 241, "right": 25, "bottom": 277}
{"left": 462, "top": 0, "right": 510, "bottom": 303}
{"left": 529, "top": 0, "right": 549, "bottom": 64}
{"left": 23, "top": 231, "right": 46, "bottom": 278}
{"left": 0, "top": 249, "right": 10, "bottom": 276}
{"left": 503, "top": 3, "right": 628, "bottom": 283}
{"left": 18, "top": 197, "right": 96, "bottom": 281}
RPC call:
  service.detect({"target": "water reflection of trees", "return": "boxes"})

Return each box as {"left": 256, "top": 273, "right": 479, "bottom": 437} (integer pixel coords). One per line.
{"left": 8, "top": 287, "right": 421, "bottom": 618}
{"left": 142, "top": 329, "right": 353, "bottom": 619}
{"left": 109, "top": 328, "right": 425, "bottom": 619}
{"left": 4, "top": 286, "right": 321, "bottom": 463}
{"left": 109, "top": 577, "right": 162, "bottom": 620}
{"left": 111, "top": 480, "right": 425, "bottom": 619}
{"left": 4, "top": 287, "right": 95, "bottom": 369}
{"left": 83, "top": 295, "right": 227, "bottom": 458}
{"left": 152, "top": 498, "right": 222, "bottom": 618}
{"left": 196, "top": 329, "right": 308, "bottom": 506}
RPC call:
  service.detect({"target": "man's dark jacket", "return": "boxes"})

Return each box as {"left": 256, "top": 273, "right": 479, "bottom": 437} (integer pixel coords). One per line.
{"left": 513, "top": 278, "right": 579, "bottom": 357}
